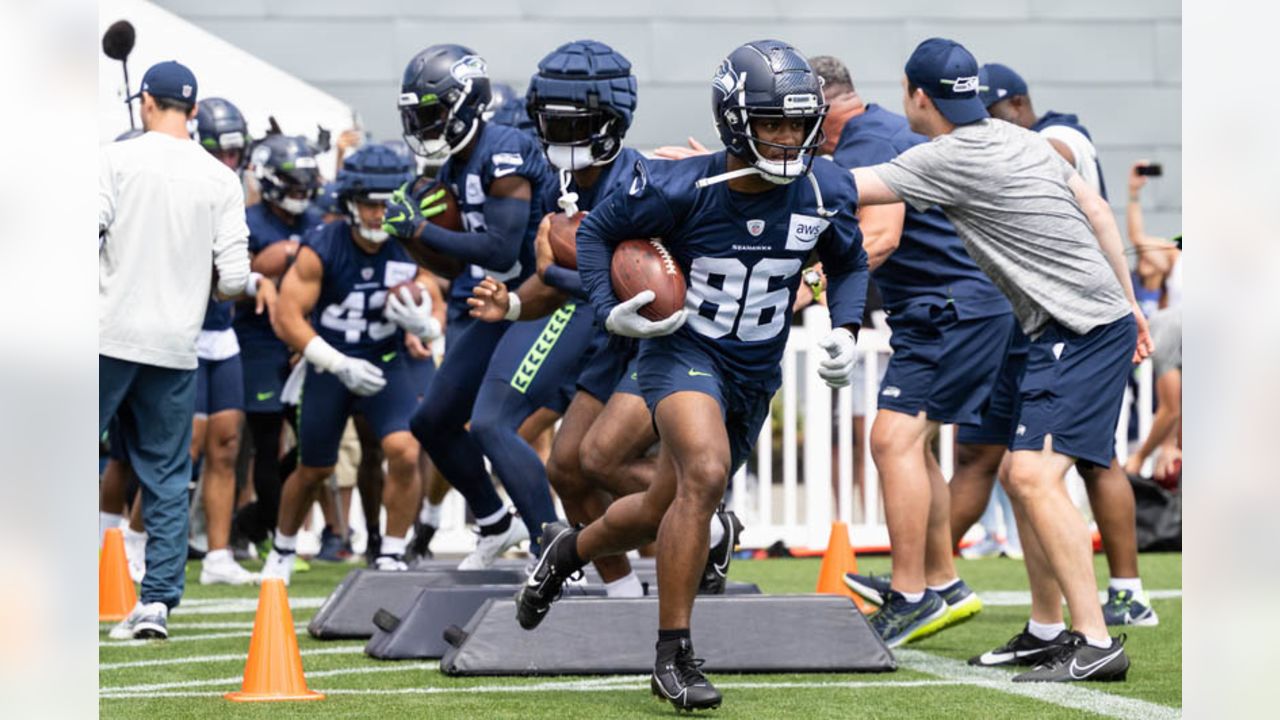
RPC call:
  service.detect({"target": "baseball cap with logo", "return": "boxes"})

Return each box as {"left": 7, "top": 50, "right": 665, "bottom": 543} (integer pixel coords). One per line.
{"left": 904, "top": 38, "right": 987, "bottom": 125}
{"left": 127, "top": 60, "right": 198, "bottom": 104}
{"left": 978, "top": 63, "right": 1028, "bottom": 108}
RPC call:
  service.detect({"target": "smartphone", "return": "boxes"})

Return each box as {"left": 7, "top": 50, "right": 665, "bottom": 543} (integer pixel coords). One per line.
{"left": 1136, "top": 163, "right": 1163, "bottom": 177}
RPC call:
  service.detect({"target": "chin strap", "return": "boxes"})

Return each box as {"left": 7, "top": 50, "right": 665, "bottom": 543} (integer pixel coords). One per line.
{"left": 807, "top": 172, "right": 838, "bottom": 218}
{"left": 556, "top": 168, "right": 580, "bottom": 215}
{"left": 694, "top": 165, "right": 762, "bottom": 188}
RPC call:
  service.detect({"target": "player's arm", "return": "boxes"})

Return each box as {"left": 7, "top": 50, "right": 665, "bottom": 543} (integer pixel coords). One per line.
{"left": 210, "top": 175, "right": 252, "bottom": 297}
{"left": 468, "top": 274, "right": 567, "bottom": 323}
{"left": 533, "top": 211, "right": 589, "bottom": 301}
{"left": 858, "top": 203, "right": 905, "bottom": 271}
{"left": 849, "top": 167, "right": 904, "bottom": 206}
{"left": 1068, "top": 171, "right": 1154, "bottom": 361}
{"left": 1124, "top": 368, "right": 1182, "bottom": 475}
{"left": 387, "top": 175, "right": 532, "bottom": 269}
{"left": 812, "top": 182, "right": 871, "bottom": 388}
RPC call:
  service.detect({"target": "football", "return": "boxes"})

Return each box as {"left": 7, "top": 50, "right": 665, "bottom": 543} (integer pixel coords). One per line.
{"left": 251, "top": 238, "right": 299, "bottom": 277}
{"left": 547, "top": 211, "right": 584, "bottom": 269}
{"left": 388, "top": 280, "right": 424, "bottom": 305}
{"left": 403, "top": 176, "right": 465, "bottom": 279}
{"left": 610, "top": 239, "right": 686, "bottom": 321}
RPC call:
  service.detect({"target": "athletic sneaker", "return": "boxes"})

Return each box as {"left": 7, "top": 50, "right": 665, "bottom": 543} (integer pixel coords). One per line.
{"left": 515, "top": 522, "right": 582, "bottom": 630}
{"left": 699, "top": 508, "right": 744, "bottom": 594}
{"left": 373, "top": 554, "right": 409, "bottom": 571}
{"left": 199, "top": 551, "right": 261, "bottom": 586}
{"left": 1012, "top": 632, "right": 1129, "bottom": 683}
{"left": 123, "top": 528, "right": 147, "bottom": 583}
{"left": 869, "top": 589, "right": 949, "bottom": 648}
{"left": 364, "top": 531, "right": 382, "bottom": 567}
{"left": 960, "top": 535, "right": 1002, "bottom": 559}
{"left": 458, "top": 514, "right": 529, "bottom": 571}
{"left": 406, "top": 521, "right": 437, "bottom": 563}
{"left": 1102, "top": 588, "right": 1160, "bottom": 627}
{"left": 108, "top": 601, "right": 168, "bottom": 640}
{"left": 935, "top": 579, "right": 983, "bottom": 628}
{"left": 651, "top": 637, "right": 722, "bottom": 711}
{"left": 968, "top": 624, "right": 1072, "bottom": 667}
{"left": 316, "top": 527, "right": 351, "bottom": 563}
{"left": 843, "top": 571, "right": 891, "bottom": 606}
{"left": 262, "top": 549, "right": 295, "bottom": 586}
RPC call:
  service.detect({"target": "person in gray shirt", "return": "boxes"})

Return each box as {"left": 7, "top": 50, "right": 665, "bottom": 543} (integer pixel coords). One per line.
{"left": 852, "top": 38, "right": 1152, "bottom": 683}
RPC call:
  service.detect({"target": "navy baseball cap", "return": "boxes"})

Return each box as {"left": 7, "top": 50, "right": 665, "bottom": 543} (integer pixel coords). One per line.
{"left": 128, "top": 60, "right": 198, "bottom": 103}
{"left": 904, "top": 38, "right": 987, "bottom": 125}
{"left": 978, "top": 63, "right": 1028, "bottom": 108}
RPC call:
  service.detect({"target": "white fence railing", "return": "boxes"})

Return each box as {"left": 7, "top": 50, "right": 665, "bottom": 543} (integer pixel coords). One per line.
{"left": 312, "top": 305, "right": 1155, "bottom": 557}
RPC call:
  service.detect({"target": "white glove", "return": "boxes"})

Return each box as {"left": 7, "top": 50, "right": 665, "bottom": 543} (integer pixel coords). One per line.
{"left": 816, "top": 327, "right": 858, "bottom": 388}
{"left": 384, "top": 286, "right": 442, "bottom": 341}
{"left": 605, "top": 291, "right": 688, "bottom": 339}
{"left": 303, "top": 337, "right": 386, "bottom": 397}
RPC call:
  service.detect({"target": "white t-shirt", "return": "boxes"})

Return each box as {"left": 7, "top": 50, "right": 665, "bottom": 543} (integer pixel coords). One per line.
{"left": 99, "top": 132, "right": 250, "bottom": 370}
{"left": 1038, "top": 124, "right": 1101, "bottom": 194}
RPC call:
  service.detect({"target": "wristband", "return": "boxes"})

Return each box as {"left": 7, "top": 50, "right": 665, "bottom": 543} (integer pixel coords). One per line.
{"left": 302, "top": 336, "right": 344, "bottom": 374}
{"left": 504, "top": 292, "right": 523, "bottom": 322}
{"left": 245, "top": 271, "right": 265, "bottom": 298}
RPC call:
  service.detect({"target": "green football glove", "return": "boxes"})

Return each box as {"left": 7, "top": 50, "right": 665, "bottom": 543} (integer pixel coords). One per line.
{"left": 382, "top": 184, "right": 420, "bottom": 238}
{"left": 418, "top": 186, "right": 448, "bottom": 220}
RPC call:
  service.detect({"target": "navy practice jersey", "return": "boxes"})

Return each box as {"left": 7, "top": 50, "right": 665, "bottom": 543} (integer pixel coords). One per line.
{"left": 202, "top": 298, "right": 234, "bottom": 331}
{"left": 1032, "top": 111, "right": 1108, "bottom": 201}
{"left": 435, "top": 122, "right": 554, "bottom": 307}
{"left": 303, "top": 219, "right": 420, "bottom": 358}
{"left": 578, "top": 152, "right": 870, "bottom": 380}
{"left": 235, "top": 203, "right": 324, "bottom": 347}
{"left": 833, "top": 104, "right": 1011, "bottom": 320}
{"left": 541, "top": 147, "right": 644, "bottom": 217}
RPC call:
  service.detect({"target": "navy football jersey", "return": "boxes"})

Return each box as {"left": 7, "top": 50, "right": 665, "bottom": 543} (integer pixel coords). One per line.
{"left": 435, "top": 122, "right": 554, "bottom": 308}
{"left": 578, "top": 152, "right": 869, "bottom": 379}
{"left": 202, "top": 298, "right": 234, "bottom": 331}
{"left": 1032, "top": 111, "right": 1108, "bottom": 200}
{"left": 303, "top": 219, "right": 420, "bottom": 358}
{"left": 235, "top": 203, "right": 324, "bottom": 347}
{"left": 833, "top": 104, "right": 1011, "bottom": 320}
{"left": 541, "top": 147, "right": 644, "bottom": 217}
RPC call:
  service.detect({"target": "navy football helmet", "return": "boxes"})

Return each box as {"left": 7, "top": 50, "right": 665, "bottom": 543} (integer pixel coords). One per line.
{"left": 398, "top": 44, "right": 492, "bottom": 158}
{"left": 249, "top": 134, "right": 322, "bottom": 215}
{"left": 711, "top": 39, "right": 827, "bottom": 184}
{"left": 526, "top": 40, "right": 636, "bottom": 171}
{"left": 315, "top": 181, "right": 342, "bottom": 218}
{"left": 195, "top": 97, "right": 250, "bottom": 172}
{"left": 335, "top": 144, "right": 415, "bottom": 243}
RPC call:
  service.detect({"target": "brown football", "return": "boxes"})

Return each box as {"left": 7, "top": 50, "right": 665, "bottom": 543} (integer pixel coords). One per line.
{"left": 403, "top": 176, "right": 465, "bottom": 279}
{"left": 547, "top": 211, "right": 584, "bottom": 270}
{"left": 251, "top": 238, "right": 299, "bottom": 277}
{"left": 610, "top": 239, "right": 686, "bottom": 322}
{"left": 388, "top": 280, "right": 423, "bottom": 305}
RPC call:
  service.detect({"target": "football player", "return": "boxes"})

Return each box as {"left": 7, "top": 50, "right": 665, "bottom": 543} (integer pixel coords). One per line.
{"left": 383, "top": 44, "right": 556, "bottom": 566}
{"left": 514, "top": 41, "right": 869, "bottom": 710}
{"left": 262, "top": 144, "right": 440, "bottom": 583}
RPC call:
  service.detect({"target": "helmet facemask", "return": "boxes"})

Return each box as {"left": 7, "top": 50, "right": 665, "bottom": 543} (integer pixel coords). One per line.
{"left": 345, "top": 192, "right": 392, "bottom": 244}
{"left": 726, "top": 101, "right": 827, "bottom": 184}
{"left": 532, "top": 102, "right": 622, "bottom": 171}
{"left": 399, "top": 81, "right": 485, "bottom": 159}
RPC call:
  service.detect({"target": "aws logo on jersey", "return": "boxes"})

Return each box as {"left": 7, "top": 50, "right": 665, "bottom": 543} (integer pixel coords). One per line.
{"left": 785, "top": 213, "right": 830, "bottom": 251}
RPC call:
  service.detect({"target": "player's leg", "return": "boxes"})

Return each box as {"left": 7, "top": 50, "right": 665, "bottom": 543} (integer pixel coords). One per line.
{"left": 580, "top": 381, "right": 660, "bottom": 498}
{"left": 1081, "top": 458, "right": 1156, "bottom": 625}
{"left": 197, "top": 354, "right": 256, "bottom": 584}
{"left": 949, "top": 443, "right": 1005, "bottom": 547}
{"left": 353, "top": 414, "right": 384, "bottom": 562}
{"left": 406, "top": 354, "right": 443, "bottom": 562}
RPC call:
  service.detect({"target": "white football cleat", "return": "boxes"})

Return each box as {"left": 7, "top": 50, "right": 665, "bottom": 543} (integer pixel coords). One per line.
{"left": 261, "top": 549, "right": 295, "bottom": 586}
{"left": 458, "top": 516, "right": 529, "bottom": 571}
{"left": 199, "top": 550, "right": 261, "bottom": 586}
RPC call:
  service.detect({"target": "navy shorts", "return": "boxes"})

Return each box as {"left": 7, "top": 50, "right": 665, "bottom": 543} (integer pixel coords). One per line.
{"left": 614, "top": 356, "right": 642, "bottom": 397}
{"left": 1010, "top": 315, "right": 1137, "bottom": 468}
{"left": 636, "top": 336, "right": 775, "bottom": 473}
{"left": 878, "top": 304, "right": 1016, "bottom": 426}
{"left": 407, "top": 355, "right": 436, "bottom": 401}
{"left": 574, "top": 332, "right": 635, "bottom": 402}
{"left": 482, "top": 302, "right": 598, "bottom": 416}
{"left": 297, "top": 349, "right": 419, "bottom": 468}
{"left": 240, "top": 342, "right": 291, "bottom": 413}
{"left": 194, "top": 354, "right": 244, "bottom": 417}
{"left": 957, "top": 330, "right": 1029, "bottom": 445}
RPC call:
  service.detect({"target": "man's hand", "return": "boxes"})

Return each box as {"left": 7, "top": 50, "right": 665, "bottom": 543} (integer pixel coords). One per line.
{"left": 1128, "top": 160, "right": 1151, "bottom": 200}
{"left": 333, "top": 356, "right": 387, "bottom": 396}
{"left": 383, "top": 185, "right": 421, "bottom": 238}
{"left": 534, "top": 214, "right": 554, "bottom": 278}
{"left": 467, "top": 276, "right": 511, "bottom": 323}
{"left": 336, "top": 128, "right": 362, "bottom": 154}
{"left": 816, "top": 327, "right": 858, "bottom": 388}
{"left": 385, "top": 286, "right": 442, "bottom": 341}
{"left": 1154, "top": 445, "right": 1182, "bottom": 482}
{"left": 605, "top": 291, "right": 688, "bottom": 338}
{"left": 1122, "top": 453, "right": 1144, "bottom": 476}
{"left": 404, "top": 332, "right": 432, "bottom": 361}
{"left": 253, "top": 274, "right": 278, "bottom": 323}
{"left": 1133, "top": 308, "right": 1154, "bottom": 363}
{"left": 652, "top": 136, "right": 711, "bottom": 160}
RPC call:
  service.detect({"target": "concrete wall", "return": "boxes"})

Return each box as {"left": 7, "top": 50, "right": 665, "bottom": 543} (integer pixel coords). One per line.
{"left": 149, "top": 0, "right": 1181, "bottom": 236}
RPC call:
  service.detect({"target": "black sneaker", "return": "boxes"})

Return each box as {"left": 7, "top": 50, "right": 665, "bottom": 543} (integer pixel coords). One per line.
{"left": 651, "top": 637, "right": 722, "bottom": 711}
{"left": 406, "top": 521, "right": 437, "bottom": 563}
{"left": 1012, "top": 632, "right": 1129, "bottom": 682}
{"left": 515, "top": 522, "right": 582, "bottom": 630}
{"left": 364, "top": 531, "right": 382, "bottom": 568}
{"left": 698, "top": 508, "right": 744, "bottom": 595}
{"left": 968, "top": 624, "right": 1073, "bottom": 667}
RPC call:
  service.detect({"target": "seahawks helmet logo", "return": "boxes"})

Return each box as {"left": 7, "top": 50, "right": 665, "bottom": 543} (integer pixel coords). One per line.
{"left": 713, "top": 60, "right": 740, "bottom": 97}
{"left": 450, "top": 55, "right": 487, "bottom": 83}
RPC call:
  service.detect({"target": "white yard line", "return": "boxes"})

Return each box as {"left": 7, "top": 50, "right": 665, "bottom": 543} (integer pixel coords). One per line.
{"left": 100, "top": 645, "right": 367, "bottom": 671}
{"left": 100, "top": 661, "right": 438, "bottom": 694}
{"left": 98, "top": 624, "right": 306, "bottom": 648}
{"left": 980, "top": 589, "right": 1182, "bottom": 607}
{"left": 169, "top": 597, "right": 326, "bottom": 616}
{"left": 895, "top": 649, "right": 1181, "bottom": 720}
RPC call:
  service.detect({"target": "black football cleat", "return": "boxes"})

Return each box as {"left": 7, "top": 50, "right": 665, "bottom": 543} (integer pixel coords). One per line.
{"left": 651, "top": 637, "right": 722, "bottom": 711}
{"left": 969, "top": 624, "right": 1073, "bottom": 667}
{"left": 406, "top": 521, "right": 437, "bottom": 564}
{"left": 1012, "top": 632, "right": 1130, "bottom": 683}
{"left": 698, "top": 508, "right": 743, "bottom": 595}
{"left": 515, "top": 522, "right": 582, "bottom": 630}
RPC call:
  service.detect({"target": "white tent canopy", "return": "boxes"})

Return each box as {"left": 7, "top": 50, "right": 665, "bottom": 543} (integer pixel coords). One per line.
{"left": 98, "top": 0, "right": 353, "bottom": 176}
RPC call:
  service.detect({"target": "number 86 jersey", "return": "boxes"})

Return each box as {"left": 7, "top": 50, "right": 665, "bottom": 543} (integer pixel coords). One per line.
{"left": 577, "top": 152, "right": 870, "bottom": 380}
{"left": 304, "top": 219, "right": 420, "bottom": 358}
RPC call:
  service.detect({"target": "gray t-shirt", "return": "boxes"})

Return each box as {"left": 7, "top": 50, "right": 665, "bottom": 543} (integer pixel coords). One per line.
{"left": 1148, "top": 308, "right": 1181, "bottom": 378}
{"left": 871, "top": 119, "right": 1130, "bottom": 337}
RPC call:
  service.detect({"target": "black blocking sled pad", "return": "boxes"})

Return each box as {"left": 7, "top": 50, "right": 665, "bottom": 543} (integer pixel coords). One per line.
{"left": 439, "top": 595, "right": 897, "bottom": 675}
{"left": 364, "top": 580, "right": 762, "bottom": 659}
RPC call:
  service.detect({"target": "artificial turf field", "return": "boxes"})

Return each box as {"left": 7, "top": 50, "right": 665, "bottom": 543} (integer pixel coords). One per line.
{"left": 100, "top": 552, "right": 1181, "bottom": 719}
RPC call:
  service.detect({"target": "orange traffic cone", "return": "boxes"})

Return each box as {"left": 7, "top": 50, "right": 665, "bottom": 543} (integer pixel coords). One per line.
{"left": 225, "top": 579, "right": 324, "bottom": 702}
{"left": 99, "top": 528, "right": 137, "bottom": 622}
{"left": 815, "top": 521, "right": 872, "bottom": 613}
